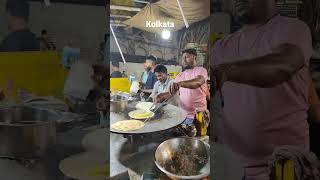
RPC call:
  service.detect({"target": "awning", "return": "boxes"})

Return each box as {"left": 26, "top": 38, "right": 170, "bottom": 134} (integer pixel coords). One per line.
{"left": 123, "top": 0, "right": 210, "bottom": 34}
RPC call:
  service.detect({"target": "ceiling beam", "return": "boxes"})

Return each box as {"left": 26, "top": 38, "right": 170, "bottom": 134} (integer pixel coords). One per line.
{"left": 110, "top": 5, "right": 141, "bottom": 12}
{"left": 134, "top": 0, "right": 149, "bottom": 4}
{"left": 110, "top": 20, "right": 127, "bottom": 27}
{"left": 110, "top": 20, "right": 124, "bottom": 24}
{"left": 110, "top": 14, "right": 132, "bottom": 19}
{"left": 111, "top": 24, "right": 127, "bottom": 27}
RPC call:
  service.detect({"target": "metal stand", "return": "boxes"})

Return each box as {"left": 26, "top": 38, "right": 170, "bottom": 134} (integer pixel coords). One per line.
{"left": 124, "top": 134, "right": 141, "bottom": 153}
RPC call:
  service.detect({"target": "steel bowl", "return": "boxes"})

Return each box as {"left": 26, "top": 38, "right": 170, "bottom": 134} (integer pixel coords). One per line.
{"left": 110, "top": 95, "right": 129, "bottom": 112}
{"left": 0, "top": 106, "right": 60, "bottom": 158}
{"left": 155, "top": 137, "right": 210, "bottom": 180}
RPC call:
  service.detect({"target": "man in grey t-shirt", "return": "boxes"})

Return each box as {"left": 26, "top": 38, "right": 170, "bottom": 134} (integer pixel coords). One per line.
{"left": 150, "top": 64, "right": 179, "bottom": 106}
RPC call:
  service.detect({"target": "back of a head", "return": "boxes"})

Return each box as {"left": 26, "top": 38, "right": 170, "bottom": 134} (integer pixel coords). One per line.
{"left": 154, "top": 64, "right": 167, "bottom": 74}
{"left": 6, "top": 0, "right": 29, "bottom": 21}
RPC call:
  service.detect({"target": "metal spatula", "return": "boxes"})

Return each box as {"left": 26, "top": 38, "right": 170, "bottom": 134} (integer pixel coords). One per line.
{"left": 143, "top": 96, "right": 171, "bottom": 123}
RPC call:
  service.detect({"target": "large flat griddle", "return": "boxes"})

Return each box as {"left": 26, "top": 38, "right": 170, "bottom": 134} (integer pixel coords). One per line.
{"left": 110, "top": 103, "right": 185, "bottom": 134}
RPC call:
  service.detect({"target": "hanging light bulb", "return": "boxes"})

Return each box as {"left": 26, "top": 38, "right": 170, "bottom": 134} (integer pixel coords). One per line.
{"left": 162, "top": 29, "right": 171, "bottom": 40}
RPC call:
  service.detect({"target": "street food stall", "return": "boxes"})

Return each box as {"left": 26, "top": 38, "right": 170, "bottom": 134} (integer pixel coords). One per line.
{"left": 109, "top": 0, "right": 210, "bottom": 179}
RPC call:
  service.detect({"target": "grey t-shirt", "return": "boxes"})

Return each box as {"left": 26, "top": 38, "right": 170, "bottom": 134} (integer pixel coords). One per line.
{"left": 150, "top": 77, "right": 173, "bottom": 97}
{"left": 150, "top": 77, "right": 179, "bottom": 106}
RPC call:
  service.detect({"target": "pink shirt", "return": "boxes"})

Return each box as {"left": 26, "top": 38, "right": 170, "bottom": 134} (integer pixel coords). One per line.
{"left": 175, "top": 67, "right": 208, "bottom": 119}
{"left": 212, "top": 15, "right": 313, "bottom": 179}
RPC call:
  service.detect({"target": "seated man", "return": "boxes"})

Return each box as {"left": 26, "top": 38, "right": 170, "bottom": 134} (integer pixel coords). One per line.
{"left": 110, "top": 61, "right": 122, "bottom": 78}
{"left": 0, "top": 0, "right": 39, "bottom": 52}
{"left": 140, "top": 55, "right": 157, "bottom": 90}
{"left": 150, "top": 64, "right": 179, "bottom": 106}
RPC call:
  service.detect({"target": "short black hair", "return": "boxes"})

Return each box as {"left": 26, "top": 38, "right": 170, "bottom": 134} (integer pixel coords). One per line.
{"left": 146, "top": 55, "right": 157, "bottom": 64}
{"left": 41, "top": 29, "right": 47, "bottom": 35}
{"left": 6, "top": 0, "right": 29, "bottom": 21}
{"left": 111, "top": 61, "right": 119, "bottom": 68}
{"left": 154, "top": 64, "right": 167, "bottom": 74}
{"left": 182, "top": 48, "right": 197, "bottom": 56}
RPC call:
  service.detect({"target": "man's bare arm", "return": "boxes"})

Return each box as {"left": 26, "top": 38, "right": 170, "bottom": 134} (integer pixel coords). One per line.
{"left": 178, "top": 75, "right": 206, "bottom": 89}
{"left": 153, "top": 92, "right": 174, "bottom": 103}
{"left": 213, "top": 44, "right": 305, "bottom": 88}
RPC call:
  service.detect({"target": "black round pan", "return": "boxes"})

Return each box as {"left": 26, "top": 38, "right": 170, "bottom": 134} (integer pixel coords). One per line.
{"left": 110, "top": 104, "right": 185, "bottom": 134}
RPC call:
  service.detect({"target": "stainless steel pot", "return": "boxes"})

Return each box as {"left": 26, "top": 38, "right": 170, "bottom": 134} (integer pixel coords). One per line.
{"left": 110, "top": 95, "right": 128, "bottom": 112}
{"left": 155, "top": 137, "right": 210, "bottom": 180}
{"left": 0, "top": 106, "right": 60, "bottom": 158}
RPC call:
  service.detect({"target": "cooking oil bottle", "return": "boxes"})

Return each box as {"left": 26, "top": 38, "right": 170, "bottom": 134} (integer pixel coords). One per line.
{"left": 194, "top": 109, "right": 207, "bottom": 137}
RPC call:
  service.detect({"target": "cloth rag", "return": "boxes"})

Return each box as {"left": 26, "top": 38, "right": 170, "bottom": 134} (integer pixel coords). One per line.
{"left": 269, "top": 145, "right": 320, "bottom": 180}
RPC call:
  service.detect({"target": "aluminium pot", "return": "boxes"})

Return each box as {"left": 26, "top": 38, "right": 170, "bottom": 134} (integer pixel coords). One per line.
{"left": 0, "top": 106, "right": 60, "bottom": 158}
{"left": 110, "top": 95, "right": 128, "bottom": 112}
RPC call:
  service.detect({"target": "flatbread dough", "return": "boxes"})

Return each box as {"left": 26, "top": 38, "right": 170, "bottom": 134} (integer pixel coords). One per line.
{"left": 128, "top": 109, "right": 154, "bottom": 120}
{"left": 59, "top": 151, "right": 108, "bottom": 180}
{"left": 135, "top": 102, "right": 155, "bottom": 111}
{"left": 111, "top": 120, "right": 145, "bottom": 131}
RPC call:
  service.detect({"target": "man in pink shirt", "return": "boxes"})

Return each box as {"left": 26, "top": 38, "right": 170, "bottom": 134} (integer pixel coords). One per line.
{"left": 212, "top": 0, "right": 313, "bottom": 179}
{"left": 155, "top": 48, "right": 208, "bottom": 125}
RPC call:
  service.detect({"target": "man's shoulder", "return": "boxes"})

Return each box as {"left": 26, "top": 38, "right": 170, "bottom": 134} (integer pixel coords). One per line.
{"left": 0, "top": 32, "right": 23, "bottom": 51}
{"left": 271, "top": 15, "right": 310, "bottom": 32}
{"left": 175, "top": 71, "right": 184, "bottom": 78}
{"left": 213, "top": 32, "right": 239, "bottom": 51}
{"left": 151, "top": 72, "right": 157, "bottom": 79}
{"left": 14, "top": 29, "right": 37, "bottom": 39}
{"left": 174, "top": 71, "right": 184, "bottom": 82}
{"left": 3, "top": 31, "right": 20, "bottom": 42}
{"left": 154, "top": 80, "right": 160, "bottom": 86}
{"left": 194, "top": 66, "right": 207, "bottom": 73}
{"left": 111, "top": 71, "right": 122, "bottom": 78}
{"left": 275, "top": 15, "right": 306, "bottom": 24}
{"left": 167, "top": 77, "right": 175, "bottom": 84}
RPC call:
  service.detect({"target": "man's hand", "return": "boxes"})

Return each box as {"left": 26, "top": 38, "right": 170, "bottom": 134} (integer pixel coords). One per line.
{"left": 153, "top": 92, "right": 170, "bottom": 103}
{"left": 153, "top": 95, "right": 161, "bottom": 103}
{"left": 169, "top": 82, "right": 180, "bottom": 95}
